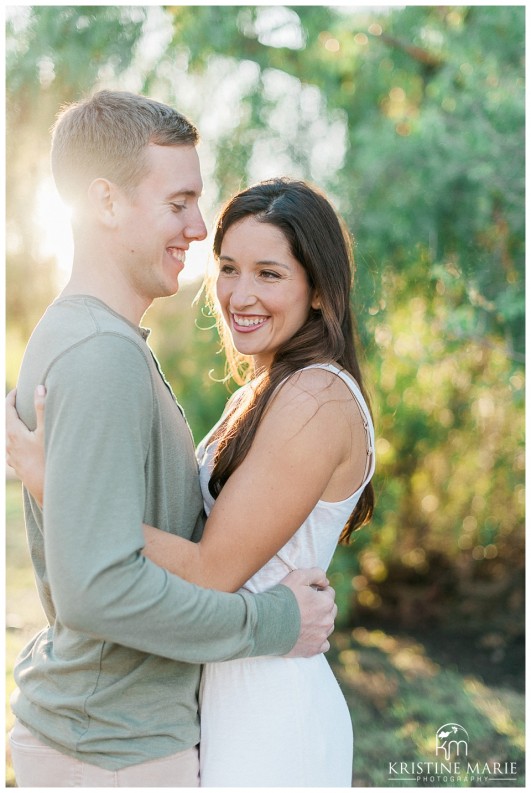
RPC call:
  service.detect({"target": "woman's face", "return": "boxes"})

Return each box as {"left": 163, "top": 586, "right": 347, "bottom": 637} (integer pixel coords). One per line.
{"left": 216, "top": 217, "right": 319, "bottom": 370}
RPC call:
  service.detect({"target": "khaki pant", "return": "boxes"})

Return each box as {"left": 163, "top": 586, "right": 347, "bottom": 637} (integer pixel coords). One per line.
{"left": 9, "top": 719, "right": 200, "bottom": 787}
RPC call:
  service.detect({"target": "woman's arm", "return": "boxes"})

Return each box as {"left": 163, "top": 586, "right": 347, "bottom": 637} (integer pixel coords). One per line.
{"left": 143, "top": 368, "right": 365, "bottom": 592}
{"left": 7, "top": 372, "right": 365, "bottom": 592}
{"left": 6, "top": 386, "right": 46, "bottom": 505}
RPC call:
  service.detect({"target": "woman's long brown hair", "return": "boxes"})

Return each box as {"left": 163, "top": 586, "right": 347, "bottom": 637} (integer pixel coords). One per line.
{"left": 206, "top": 178, "right": 374, "bottom": 543}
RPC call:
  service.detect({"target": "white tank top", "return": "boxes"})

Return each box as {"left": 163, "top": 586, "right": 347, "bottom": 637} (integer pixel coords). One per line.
{"left": 196, "top": 363, "right": 375, "bottom": 594}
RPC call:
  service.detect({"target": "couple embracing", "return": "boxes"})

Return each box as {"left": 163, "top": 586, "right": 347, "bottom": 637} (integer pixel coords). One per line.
{"left": 6, "top": 90, "right": 375, "bottom": 787}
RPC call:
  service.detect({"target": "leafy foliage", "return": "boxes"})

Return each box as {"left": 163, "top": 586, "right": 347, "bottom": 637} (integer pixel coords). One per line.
{"left": 5, "top": 5, "right": 524, "bottom": 636}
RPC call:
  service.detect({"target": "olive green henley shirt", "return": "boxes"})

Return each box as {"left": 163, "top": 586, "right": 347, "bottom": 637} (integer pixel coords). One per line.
{"left": 11, "top": 295, "right": 300, "bottom": 770}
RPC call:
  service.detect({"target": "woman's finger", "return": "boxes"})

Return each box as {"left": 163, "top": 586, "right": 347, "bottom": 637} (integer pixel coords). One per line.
{"left": 34, "top": 385, "right": 47, "bottom": 439}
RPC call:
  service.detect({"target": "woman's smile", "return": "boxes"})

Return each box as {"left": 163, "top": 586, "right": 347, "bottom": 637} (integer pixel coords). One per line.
{"left": 231, "top": 313, "right": 270, "bottom": 332}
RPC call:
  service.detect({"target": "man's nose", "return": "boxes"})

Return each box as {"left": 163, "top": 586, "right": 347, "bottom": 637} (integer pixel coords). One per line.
{"left": 185, "top": 208, "right": 208, "bottom": 242}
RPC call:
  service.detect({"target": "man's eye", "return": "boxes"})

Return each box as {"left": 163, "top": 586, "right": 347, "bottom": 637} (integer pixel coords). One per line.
{"left": 171, "top": 203, "right": 185, "bottom": 212}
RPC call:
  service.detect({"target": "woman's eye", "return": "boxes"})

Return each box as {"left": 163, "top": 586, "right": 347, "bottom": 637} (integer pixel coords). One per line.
{"left": 261, "top": 270, "right": 281, "bottom": 280}
{"left": 219, "top": 264, "right": 236, "bottom": 275}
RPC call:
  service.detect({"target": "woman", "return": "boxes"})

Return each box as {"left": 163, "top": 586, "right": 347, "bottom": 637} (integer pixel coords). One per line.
{"left": 7, "top": 178, "right": 375, "bottom": 787}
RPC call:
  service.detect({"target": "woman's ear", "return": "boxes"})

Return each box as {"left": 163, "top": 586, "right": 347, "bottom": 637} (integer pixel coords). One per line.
{"left": 311, "top": 291, "right": 321, "bottom": 310}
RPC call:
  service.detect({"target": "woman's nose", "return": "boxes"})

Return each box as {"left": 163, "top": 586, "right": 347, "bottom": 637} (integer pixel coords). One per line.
{"left": 229, "top": 276, "right": 257, "bottom": 309}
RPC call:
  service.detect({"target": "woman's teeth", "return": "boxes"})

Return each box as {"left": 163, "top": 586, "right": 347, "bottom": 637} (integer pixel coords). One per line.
{"left": 233, "top": 315, "right": 267, "bottom": 327}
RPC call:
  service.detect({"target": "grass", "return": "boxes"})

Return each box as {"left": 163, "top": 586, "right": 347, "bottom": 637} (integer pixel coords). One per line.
{"left": 5, "top": 480, "right": 48, "bottom": 787}
{"left": 329, "top": 630, "right": 525, "bottom": 786}
{"left": 5, "top": 480, "right": 525, "bottom": 787}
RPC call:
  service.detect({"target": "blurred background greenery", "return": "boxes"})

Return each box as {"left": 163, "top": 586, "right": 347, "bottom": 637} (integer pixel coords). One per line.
{"left": 5, "top": 4, "right": 524, "bottom": 787}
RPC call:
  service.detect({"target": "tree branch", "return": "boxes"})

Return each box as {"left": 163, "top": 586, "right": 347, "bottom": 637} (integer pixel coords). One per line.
{"left": 380, "top": 33, "right": 444, "bottom": 71}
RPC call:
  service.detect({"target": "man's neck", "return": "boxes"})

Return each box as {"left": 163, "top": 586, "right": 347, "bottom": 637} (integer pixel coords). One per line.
{"left": 62, "top": 258, "right": 151, "bottom": 326}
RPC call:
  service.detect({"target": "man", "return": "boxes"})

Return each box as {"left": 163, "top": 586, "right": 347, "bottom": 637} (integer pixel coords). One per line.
{"left": 8, "top": 91, "right": 336, "bottom": 787}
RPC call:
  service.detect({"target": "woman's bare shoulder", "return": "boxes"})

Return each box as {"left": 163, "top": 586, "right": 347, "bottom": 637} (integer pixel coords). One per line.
{"left": 272, "top": 364, "right": 356, "bottom": 410}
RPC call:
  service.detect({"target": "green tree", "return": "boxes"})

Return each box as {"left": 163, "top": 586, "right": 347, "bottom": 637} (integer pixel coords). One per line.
{"left": 162, "top": 5, "right": 524, "bottom": 353}
{"left": 6, "top": 5, "right": 524, "bottom": 631}
{"left": 6, "top": 6, "right": 147, "bottom": 376}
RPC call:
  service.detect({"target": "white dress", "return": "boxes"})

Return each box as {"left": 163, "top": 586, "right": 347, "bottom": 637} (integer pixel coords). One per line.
{"left": 197, "top": 364, "right": 375, "bottom": 787}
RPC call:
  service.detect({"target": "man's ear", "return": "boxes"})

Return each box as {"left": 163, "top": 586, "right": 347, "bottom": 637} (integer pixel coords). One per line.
{"left": 87, "top": 178, "right": 120, "bottom": 227}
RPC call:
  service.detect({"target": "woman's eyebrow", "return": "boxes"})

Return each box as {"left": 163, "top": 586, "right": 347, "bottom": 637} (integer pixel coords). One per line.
{"left": 256, "top": 260, "right": 290, "bottom": 269}
{"left": 219, "top": 254, "right": 290, "bottom": 270}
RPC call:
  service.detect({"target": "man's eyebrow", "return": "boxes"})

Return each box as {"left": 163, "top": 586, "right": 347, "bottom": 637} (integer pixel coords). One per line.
{"left": 167, "top": 189, "right": 202, "bottom": 199}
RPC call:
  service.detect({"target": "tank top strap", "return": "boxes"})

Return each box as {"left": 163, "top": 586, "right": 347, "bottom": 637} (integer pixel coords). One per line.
{"left": 299, "top": 363, "right": 376, "bottom": 486}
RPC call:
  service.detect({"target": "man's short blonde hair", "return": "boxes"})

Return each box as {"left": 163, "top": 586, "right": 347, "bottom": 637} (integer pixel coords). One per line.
{"left": 51, "top": 90, "right": 199, "bottom": 205}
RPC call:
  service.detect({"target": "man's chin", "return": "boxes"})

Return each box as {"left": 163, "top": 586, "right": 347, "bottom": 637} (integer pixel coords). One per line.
{"left": 153, "top": 280, "right": 180, "bottom": 300}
